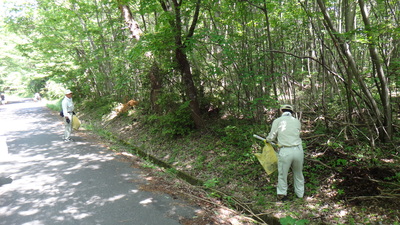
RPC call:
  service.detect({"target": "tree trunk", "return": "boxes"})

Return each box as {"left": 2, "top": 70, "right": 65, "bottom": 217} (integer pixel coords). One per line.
{"left": 358, "top": 0, "right": 392, "bottom": 141}
{"left": 161, "top": 0, "right": 204, "bottom": 128}
{"left": 261, "top": 1, "right": 278, "bottom": 101}
{"left": 149, "top": 62, "right": 163, "bottom": 113}
{"left": 317, "top": 0, "right": 386, "bottom": 143}
{"left": 118, "top": 4, "right": 142, "bottom": 40}
{"left": 342, "top": 0, "right": 356, "bottom": 124}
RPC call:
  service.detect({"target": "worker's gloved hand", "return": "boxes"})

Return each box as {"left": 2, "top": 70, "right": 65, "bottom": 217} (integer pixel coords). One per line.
{"left": 66, "top": 118, "right": 70, "bottom": 124}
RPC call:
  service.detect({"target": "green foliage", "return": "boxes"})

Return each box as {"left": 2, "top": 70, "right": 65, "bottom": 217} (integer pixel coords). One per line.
{"left": 327, "top": 157, "right": 348, "bottom": 168}
{"left": 254, "top": 193, "right": 267, "bottom": 206}
{"left": 194, "top": 154, "right": 206, "bottom": 170}
{"left": 279, "top": 216, "right": 310, "bottom": 225}
{"left": 82, "top": 97, "right": 116, "bottom": 117}
{"left": 27, "top": 76, "right": 48, "bottom": 95}
{"left": 220, "top": 124, "right": 253, "bottom": 149}
{"left": 337, "top": 189, "right": 345, "bottom": 196}
{"left": 146, "top": 101, "right": 195, "bottom": 137}
{"left": 46, "top": 99, "right": 63, "bottom": 111}
{"left": 384, "top": 172, "right": 400, "bottom": 182}
{"left": 41, "top": 80, "right": 65, "bottom": 100}
{"left": 204, "top": 178, "right": 219, "bottom": 188}
{"left": 302, "top": 169, "right": 319, "bottom": 195}
{"left": 95, "top": 128, "right": 115, "bottom": 140}
{"left": 223, "top": 195, "right": 236, "bottom": 207}
{"left": 313, "top": 122, "right": 327, "bottom": 135}
{"left": 166, "top": 167, "right": 178, "bottom": 175}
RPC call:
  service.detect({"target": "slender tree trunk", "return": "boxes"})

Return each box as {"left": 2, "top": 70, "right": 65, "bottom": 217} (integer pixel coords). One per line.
{"left": 261, "top": 1, "right": 278, "bottom": 101}
{"left": 358, "top": 0, "right": 392, "bottom": 141}
{"left": 342, "top": 0, "right": 356, "bottom": 124}
{"left": 317, "top": 0, "right": 386, "bottom": 143}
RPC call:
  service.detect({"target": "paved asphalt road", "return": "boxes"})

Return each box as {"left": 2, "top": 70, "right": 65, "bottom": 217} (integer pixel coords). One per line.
{"left": 0, "top": 100, "right": 200, "bottom": 225}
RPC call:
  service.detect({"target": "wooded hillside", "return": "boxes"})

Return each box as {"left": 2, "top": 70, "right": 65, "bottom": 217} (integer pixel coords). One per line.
{"left": 2, "top": 0, "right": 399, "bottom": 141}
{"left": 1, "top": 0, "right": 399, "bottom": 224}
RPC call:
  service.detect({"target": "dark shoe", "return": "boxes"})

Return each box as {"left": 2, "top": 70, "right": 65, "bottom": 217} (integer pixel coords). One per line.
{"left": 277, "top": 195, "right": 289, "bottom": 202}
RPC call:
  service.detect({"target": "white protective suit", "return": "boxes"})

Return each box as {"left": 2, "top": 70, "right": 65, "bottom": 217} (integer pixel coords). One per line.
{"left": 62, "top": 95, "right": 74, "bottom": 140}
{"left": 266, "top": 111, "right": 304, "bottom": 198}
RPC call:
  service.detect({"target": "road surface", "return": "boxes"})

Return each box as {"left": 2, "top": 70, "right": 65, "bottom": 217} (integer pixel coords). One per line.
{"left": 0, "top": 100, "right": 200, "bottom": 225}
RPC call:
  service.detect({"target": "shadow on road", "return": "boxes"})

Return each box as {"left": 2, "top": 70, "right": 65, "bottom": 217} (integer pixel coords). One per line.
{"left": 0, "top": 102, "right": 200, "bottom": 225}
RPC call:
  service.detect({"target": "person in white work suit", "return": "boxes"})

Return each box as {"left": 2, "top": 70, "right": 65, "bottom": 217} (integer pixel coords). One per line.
{"left": 62, "top": 90, "right": 74, "bottom": 141}
{"left": 266, "top": 104, "right": 304, "bottom": 202}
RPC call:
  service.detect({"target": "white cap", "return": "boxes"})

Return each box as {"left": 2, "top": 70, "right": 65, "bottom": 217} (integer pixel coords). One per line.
{"left": 280, "top": 104, "right": 293, "bottom": 111}
{"left": 65, "top": 90, "right": 73, "bottom": 95}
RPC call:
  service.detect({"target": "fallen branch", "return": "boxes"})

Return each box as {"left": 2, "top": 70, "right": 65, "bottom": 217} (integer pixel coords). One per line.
{"left": 178, "top": 188, "right": 264, "bottom": 224}
{"left": 353, "top": 177, "right": 400, "bottom": 188}
{"left": 302, "top": 134, "right": 327, "bottom": 140}
{"left": 305, "top": 153, "right": 340, "bottom": 172}
{"left": 348, "top": 193, "right": 400, "bottom": 201}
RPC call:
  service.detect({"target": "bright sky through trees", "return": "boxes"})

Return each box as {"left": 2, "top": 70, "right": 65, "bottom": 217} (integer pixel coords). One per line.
{"left": 0, "top": 0, "right": 39, "bottom": 96}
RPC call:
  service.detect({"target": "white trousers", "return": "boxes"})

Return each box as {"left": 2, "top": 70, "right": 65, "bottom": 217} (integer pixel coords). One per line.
{"left": 277, "top": 145, "right": 304, "bottom": 198}
{"left": 64, "top": 113, "right": 73, "bottom": 140}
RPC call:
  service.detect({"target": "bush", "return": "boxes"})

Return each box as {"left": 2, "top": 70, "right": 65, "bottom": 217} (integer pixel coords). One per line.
{"left": 146, "top": 101, "right": 195, "bottom": 137}
{"left": 82, "top": 97, "right": 116, "bottom": 117}
{"left": 46, "top": 99, "right": 63, "bottom": 111}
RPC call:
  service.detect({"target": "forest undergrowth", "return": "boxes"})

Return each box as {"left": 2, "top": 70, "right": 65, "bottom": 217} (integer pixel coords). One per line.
{"left": 79, "top": 107, "right": 400, "bottom": 225}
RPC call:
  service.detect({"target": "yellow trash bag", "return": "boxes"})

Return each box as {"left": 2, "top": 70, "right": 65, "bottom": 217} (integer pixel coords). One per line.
{"left": 72, "top": 115, "right": 81, "bottom": 130}
{"left": 254, "top": 142, "right": 278, "bottom": 175}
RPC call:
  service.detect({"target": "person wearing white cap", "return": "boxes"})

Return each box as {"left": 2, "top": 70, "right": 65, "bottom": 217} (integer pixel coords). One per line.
{"left": 62, "top": 89, "right": 74, "bottom": 141}
{"left": 266, "top": 104, "right": 304, "bottom": 202}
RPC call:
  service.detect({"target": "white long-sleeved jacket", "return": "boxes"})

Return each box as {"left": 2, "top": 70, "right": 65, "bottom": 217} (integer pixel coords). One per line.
{"left": 266, "top": 112, "right": 302, "bottom": 147}
{"left": 62, "top": 96, "right": 74, "bottom": 118}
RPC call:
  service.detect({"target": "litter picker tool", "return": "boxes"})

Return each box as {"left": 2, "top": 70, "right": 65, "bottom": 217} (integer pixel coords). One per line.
{"left": 253, "top": 134, "right": 266, "bottom": 141}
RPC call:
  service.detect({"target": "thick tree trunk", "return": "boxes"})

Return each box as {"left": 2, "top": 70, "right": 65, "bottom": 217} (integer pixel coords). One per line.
{"left": 163, "top": 0, "right": 204, "bottom": 128}
{"left": 149, "top": 62, "right": 163, "bottom": 113}
{"left": 175, "top": 47, "right": 203, "bottom": 128}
